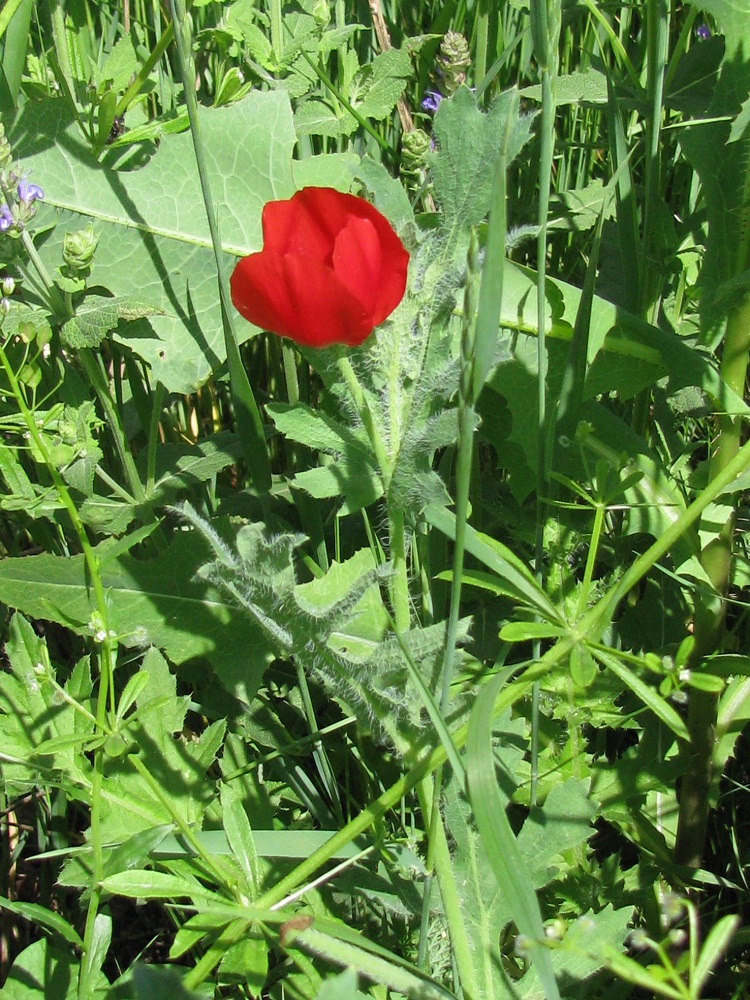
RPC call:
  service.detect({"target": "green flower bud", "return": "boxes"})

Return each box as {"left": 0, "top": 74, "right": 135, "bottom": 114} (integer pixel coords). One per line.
{"left": 0, "top": 123, "right": 12, "bottom": 169}
{"left": 311, "top": 0, "right": 330, "bottom": 27}
{"left": 436, "top": 31, "right": 471, "bottom": 97}
{"left": 63, "top": 225, "right": 98, "bottom": 273}
{"left": 399, "top": 128, "right": 431, "bottom": 190}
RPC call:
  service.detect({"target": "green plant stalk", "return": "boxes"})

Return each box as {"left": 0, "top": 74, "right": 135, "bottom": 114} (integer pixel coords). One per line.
{"left": 631, "top": 0, "right": 669, "bottom": 436}
{"left": 0, "top": 341, "right": 116, "bottom": 999}
{"left": 298, "top": 48, "right": 391, "bottom": 153}
{"left": 169, "top": 0, "right": 272, "bottom": 503}
{"left": 579, "top": 0, "right": 639, "bottom": 89}
{"left": 268, "top": 0, "right": 283, "bottom": 65}
{"left": 293, "top": 656, "right": 343, "bottom": 825}
{"left": 49, "top": 0, "right": 75, "bottom": 96}
{"left": 417, "top": 779, "right": 479, "bottom": 999}
{"left": 127, "top": 754, "right": 235, "bottom": 890}
{"left": 530, "top": 0, "right": 560, "bottom": 807}
{"left": 238, "top": 421, "right": 750, "bottom": 917}
{"left": 474, "top": 4, "right": 489, "bottom": 93}
{"left": 674, "top": 293, "right": 750, "bottom": 867}
{"left": 575, "top": 499, "right": 606, "bottom": 620}
{"left": 146, "top": 381, "right": 166, "bottom": 495}
{"left": 12, "top": 201, "right": 156, "bottom": 524}
{"left": 114, "top": 17, "right": 176, "bottom": 118}
{"left": 420, "top": 231, "right": 479, "bottom": 970}
{"left": 183, "top": 918, "right": 253, "bottom": 990}
{"left": 78, "top": 349, "right": 148, "bottom": 504}
{"left": 640, "top": 0, "right": 669, "bottom": 322}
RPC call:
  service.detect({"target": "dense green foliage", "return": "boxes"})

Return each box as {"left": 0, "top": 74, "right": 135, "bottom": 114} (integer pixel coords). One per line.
{"left": 0, "top": 0, "right": 748, "bottom": 997}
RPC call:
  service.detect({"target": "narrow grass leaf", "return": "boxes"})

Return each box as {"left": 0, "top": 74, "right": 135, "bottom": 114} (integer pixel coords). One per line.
{"left": 0, "top": 897, "right": 83, "bottom": 947}
{"left": 693, "top": 914, "right": 741, "bottom": 995}
{"left": 101, "top": 870, "right": 224, "bottom": 901}
{"left": 220, "top": 782, "right": 260, "bottom": 898}
{"left": 466, "top": 670, "right": 561, "bottom": 1000}
{"left": 425, "top": 503, "right": 559, "bottom": 620}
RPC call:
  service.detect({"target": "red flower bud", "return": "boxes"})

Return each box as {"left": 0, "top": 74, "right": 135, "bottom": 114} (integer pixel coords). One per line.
{"left": 230, "top": 187, "right": 409, "bottom": 348}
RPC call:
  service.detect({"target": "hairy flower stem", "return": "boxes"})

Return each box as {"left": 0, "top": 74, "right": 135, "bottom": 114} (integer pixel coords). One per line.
{"left": 418, "top": 233, "right": 479, "bottom": 983}
{"left": 675, "top": 294, "right": 750, "bottom": 867}
{"left": 336, "top": 356, "right": 410, "bottom": 632}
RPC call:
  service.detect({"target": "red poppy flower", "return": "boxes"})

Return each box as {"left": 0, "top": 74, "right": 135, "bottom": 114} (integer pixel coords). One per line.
{"left": 230, "top": 187, "right": 409, "bottom": 348}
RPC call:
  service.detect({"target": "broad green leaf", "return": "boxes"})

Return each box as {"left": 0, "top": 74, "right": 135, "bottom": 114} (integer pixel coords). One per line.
{"left": 0, "top": 614, "right": 93, "bottom": 788}
{"left": 0, "top": 939, "right": 82, "bottom": 999}
{"left": 10, "top": 94, "right": 297, "bottom": 392}
{"left": 0, "top": 534, "right": 273, "bottom": 702}
{"left": 431, "top": 87, "right": 536, "bottom": 235}
{"left": 516, "top": 906, "right": 631, "bottom": 999}
{"left": 61, "top": 294, "right": 165, "bottom": 349}
{"left": 313, "top": 968, "right": 370, "bottom": 1000}
{"left": 268, "top": 402, "right": 382, "bottom": 514}
{"left": 140, "top": 430, "right": 242, "bottom": 503}
{"left": 295, "top": 548, "right": 388, "bottom": 655}
{"left": 520, "top": 69, "right": 608, "bottom": 105}
{"left": 356, "top": 47, "right": 412, "bottom": 121}
{"left": 94, "top": 648, "right": 225, "bottom": 846}
{"left": 131, "top": 964, "right": 206, "bottom": 1000}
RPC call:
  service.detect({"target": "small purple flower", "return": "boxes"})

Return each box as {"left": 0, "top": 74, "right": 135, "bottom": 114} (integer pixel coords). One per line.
{"left": 696, "top": 24, "right": 711, "bottom": 40}
{"left": 0, "top": 204, "right": 14, "bottom": 232}
{"left": 421, "top": 90, "right": 443, "bottom": 114}
{"left": 17, "top": 178, "right": 44, "bottom": 206}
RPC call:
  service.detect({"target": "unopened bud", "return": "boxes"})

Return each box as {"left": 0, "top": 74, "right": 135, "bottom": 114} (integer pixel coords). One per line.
{"left": 63, "top": 225, "right": 98, "bottom": 272}
{"left": 436, "top": 31, "right": 471, "bottom": 96}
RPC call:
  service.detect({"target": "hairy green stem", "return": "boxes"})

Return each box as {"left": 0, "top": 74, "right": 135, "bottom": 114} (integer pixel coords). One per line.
{"left": 336, "top": 356, "right": 411, "bottom": 632}
{"left": 421, "top": 232, "right": 479, "bottom": 973}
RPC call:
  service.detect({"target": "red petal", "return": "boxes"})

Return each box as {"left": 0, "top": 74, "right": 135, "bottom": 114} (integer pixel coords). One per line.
{"left": 231, "top": 251, "right": 373, "bottom": 347}
{"left": 233, "top": 188, "right": 410, "bottom": 347}
{"left": 262, "top": 188, "right": 352, "bottom": 262}
{"left": 332, "top": 215, "right": 382, "bottom": 320}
